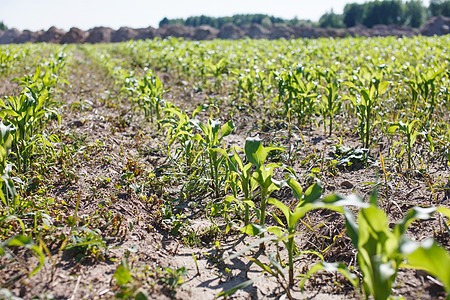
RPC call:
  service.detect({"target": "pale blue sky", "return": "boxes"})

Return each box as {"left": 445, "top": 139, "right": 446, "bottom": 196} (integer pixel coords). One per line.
{"left": 1, "top": 0, "right": 431, "bottom": 31}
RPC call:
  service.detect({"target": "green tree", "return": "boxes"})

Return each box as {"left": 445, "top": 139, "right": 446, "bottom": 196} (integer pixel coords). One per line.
{"left": 429, "top": 0, "right": 450, "bottom": 17}
{"left": 318, "top": 10, "right": 344, "bottom": 28}
{"left": 0, "top": 21, "right": 7, "bottom": 31}
{"left": 343, "top": 3, "right": 366, "bottom": 27}
{"left": 159, "top": 17, "right": 169, "bottom": 27}
{"left": 363, "top": 1, "right": 404, "bottom": 27}
{"left": 404, "top": 1, "right": 426, "bottom": 27}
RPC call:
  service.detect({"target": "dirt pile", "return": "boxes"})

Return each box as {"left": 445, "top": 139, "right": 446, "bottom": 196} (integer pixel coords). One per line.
{"left": 158, "top": 24, "right": 195, "bottom": 39}
{"left": 242, "top": 23, "right": 271, "bottom": 39}
{"left": 0, "top": 28, "right": 21, "bottom": 44}
{"left": 193, "top": 25, "right": 219, "bottom": 40}
{"left": 61, "top": 27, "right": 89, "bottom": 43}
{"left": 421, "top": 15, "right": 450, "bottom": 36}
{"left": 38, "top": 26, "right": 66, "bottom": 43}
{"left": 0, "top": 20, "right": 448, "bottom": 44}
{"left": 218, "top": 23, "right": 244, "bottom": 39}
{"left": 112, "top": 27, "right": 139, "bottom": 42}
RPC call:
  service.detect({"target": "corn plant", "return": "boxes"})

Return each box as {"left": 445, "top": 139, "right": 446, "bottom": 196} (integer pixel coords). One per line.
{"left": 162, "top": 106, "right": 203, "bottom": 169}
{"left": 226, "top": 147, "right": 257, "bottom": 225}
{"left": 407, "top": 69, "right": 444, "bottom": 119}
{"left": 243, "top": 136, "right": 283, "bottom": 249}
{"left": 0, "top": 123, "right": 17, "bottom": 212}
{"left": 137, "top": 71, "right": 167, "bottom": 123}
{"left": 303, "top": 194, "right": 450, "bottom": 300}
{"left": 388, "top": 120, "right": 421, "bottom": 171}
{"left": 273, "top": 68, "right": 318, "bottom": 128}
{"left": 190, "top": 118, "right": 234, "bottom": 199}
{"left": 0, "top": 48, "right": 16, "bottom": 75}
{"left": 207, "top": 58, "right": 228, "bottom": 93}
{"left": 0, "top": 235, "right": 45, "bottom": 277}
{"left": 346, "top": 77, "right": 388, "bottom": 149}
{"left": 235, "top": 71, "right": 257, "bottom": 108}
{"left": 121, "top": 71, "right": 167, "bottom": 123}
{"left": 318, "top": 80, "right": 341, "bottom": 136}
{"left": 266, "top": 180, "right": 322, "bottom": 286}
{"left": 0, "top": 89, "right": 59, "bottom": 174}
{"left": 240, "top": 185, "right": 369, "bottom": 292}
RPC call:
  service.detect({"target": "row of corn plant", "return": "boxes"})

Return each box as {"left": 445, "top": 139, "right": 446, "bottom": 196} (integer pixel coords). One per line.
{"left": 0, "top": 49, "right": 68, "bottom": 276}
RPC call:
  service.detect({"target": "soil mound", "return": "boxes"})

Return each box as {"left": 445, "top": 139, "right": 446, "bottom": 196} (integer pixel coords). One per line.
{"left": 0, "top": 19, "right": 448, "bottom": 45}
{"left": 242, "top": 23, "right": 270, "bottom": 39}
{"left": 0, "top": 28, "right": 22, "bottom": 44}
{"left": 61, "top": 27, "right": 89, "bottom": 44}
{"left": 38, "top": 26, "right": 66, "bottom": 43}
{"left": 136, "top": 26, "right": 158, "bottom": 40}
{"left": 112, "top": 27, "right": 139, "bottom": 42}
{"left": 218, "top": 23, "right": 244, "bottom": 39}
{"left": 421, "top": 15, "right": 450, "bottom": 36}
{"left": 14, "top": 30, "right": 41, "bottom": 43}
{"left": 157, "top": 24, "right": 194, "bottom": 39}
{"left": 86, "top": 27, "right": 115, "bottom": 43}
{"left": 269, "top": 24, "right": 295, "bottom": 39}
{"left": 193, "top": 25, "right": 218, "bottom": 40}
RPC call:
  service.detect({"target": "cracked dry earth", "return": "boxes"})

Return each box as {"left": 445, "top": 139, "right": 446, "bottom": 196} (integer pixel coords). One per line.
{"left": 0, "top": 45, "right": 449, "bottom": 300}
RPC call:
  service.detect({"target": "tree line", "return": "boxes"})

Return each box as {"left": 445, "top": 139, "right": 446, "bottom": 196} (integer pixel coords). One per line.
{"left": 159, "top": 0, "right": 450, "bottom": 29}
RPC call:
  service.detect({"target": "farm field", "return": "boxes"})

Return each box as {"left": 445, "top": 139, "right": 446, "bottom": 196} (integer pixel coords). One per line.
{"left": 0, "top": 36, "right": 450, "bottom": 299}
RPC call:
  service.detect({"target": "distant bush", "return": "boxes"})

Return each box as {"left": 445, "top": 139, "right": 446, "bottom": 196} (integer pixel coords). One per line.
{"left": 0, "top": 21, "right": 7, "bottom": 31}
{"left": 158, "top": 1, "right": 444, "bottom": 30}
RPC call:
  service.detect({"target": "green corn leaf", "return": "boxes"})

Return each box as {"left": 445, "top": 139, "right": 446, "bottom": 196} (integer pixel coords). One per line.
{"left": 268, "top": 198, "right": 290, "bottom": 224}
{"left": 221, "top": 119, "right": 235, "bottom": 138}
{"left": 245, "top": 255, "right": 276, "bottom": 275}
{"left": 303, "top": 182, "right": 322, "bottom": 204}
{"left": 114, "top": 264, "right": 132, "bottom": 285}
{"left": 217, "top": 279, "right": 254, "bottom": 298}
{"left": 286, "top": 177, "right": 303, "bottom": 201}
{"left": 245, "top": 136, "right": 266, "bottom": 168}
{"left": 394, "top": 206, "right": 438, "bottom": 237}
{"left": 403, "top": 238, "right": 450, "bottom": 292}
{"left": 240, "top": 223, "right": 267, "bottom": 236}
{"left": 378, "top": 81, "right": 389, "bottom": 95}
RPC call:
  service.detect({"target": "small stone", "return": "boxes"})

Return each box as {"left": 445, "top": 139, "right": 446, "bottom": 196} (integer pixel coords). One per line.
{"left": 69, "top": 120, "right": 84, "bottom": 128}
{"left": 340, "top": 180, "right": 354, "bottom": 189}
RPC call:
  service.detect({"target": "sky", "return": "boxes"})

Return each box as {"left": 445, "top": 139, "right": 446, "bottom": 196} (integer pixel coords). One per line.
{"left": 1, "top": 0, "right": 431, "bottom": 31}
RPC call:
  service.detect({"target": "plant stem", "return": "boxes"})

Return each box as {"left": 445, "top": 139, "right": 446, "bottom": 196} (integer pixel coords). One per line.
{"left": 259, "top": 186, "right": 267, "bottom": 251}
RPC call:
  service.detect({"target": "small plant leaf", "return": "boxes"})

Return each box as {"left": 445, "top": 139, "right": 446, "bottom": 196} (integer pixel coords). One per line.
{"left": 114, "top": 264, "right": 131, "bottom": 285}
{"left": 404, "top": 238, "right": 450, "bottom": 292}
{"left": 245, "top": 136, "right": 266, "bottom": 168}
{"left": 217, "top": 279, "right": 254, "bottom": 298}
{"left": 240, "top": 223, "right": 266, "bottom": 236}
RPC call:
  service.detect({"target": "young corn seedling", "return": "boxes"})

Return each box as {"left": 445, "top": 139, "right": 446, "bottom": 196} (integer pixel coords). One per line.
{"left": 241, "top": 183, "right": 369, "bottom": 291}
{"left": 162, "top": 105, "right": 205, "bottom": 170}
{"left": 138, "top": 71, "right": 167, "bottom": 123}
{"left": 236, "top": 71, "right": 257, "bottom": 108}
{"left": 0, "top": 123, "right": 17, "bottom": 212}
{"left": 0, "top": 66, "right": 61, "bottom": 174}
{"left": 388, "top": 119, "right": 421, "bottom": 171}
{"left": 318, "top": 80, "right": 341, "bottom": 136}
{"left": 207, "top": 58, "right": 228, "bottom": 93}
{"left": 243, "top": 136, "right": 282, "bottom": 249}
{"left": 303, "top": 193, "right": 450, "bottom": 300}
{"left": 226, "top": 146, "right": 257, "bottom": 225}
{"left": 345, "top": 76, "right": 389, "bottom": 149}
{"left": 412, "top": 69, "right": 444, "bottom": 120}
{"left": 266, "top": 179, "right": 323, "bottom": 286}
{"left": 190, "top": 118, "right": 234, "bottom": 199}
